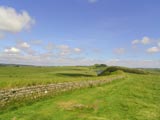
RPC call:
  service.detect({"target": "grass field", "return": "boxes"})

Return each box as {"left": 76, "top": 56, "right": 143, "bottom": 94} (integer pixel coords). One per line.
{"left": 0, "top": 73, "right": 160, "bottom": 120}
{"left": 0, "top": 66, "right": 108, "bottom": 89}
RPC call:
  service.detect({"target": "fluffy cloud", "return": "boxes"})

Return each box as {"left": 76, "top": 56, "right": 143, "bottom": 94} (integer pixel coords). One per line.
{"left": 0, "top": 39, "right": 85, "bottom": 66}
{"left": 0, "top": 6, "right": 34, "bottom": 33}
{"left": 59, "top": 45, "right": 70, "bottom": 49}
{"left": 18, "top": 41, "right": 37, "bottom": 55}
{"left": 58, "top": 45, "right": 71, "bottom": 56}
{"left": 4, "top": 47, "right": 20, "bottom": 54}
{"left": 18, "top": 42, "right": 30, "bottom": 48}
{"left": 0, "top": 40, "right": 159, "bottom": 67}
{"left": 132, "top": 40, "right": 139, "bottom": 44}
{"left": 1, "top": 39, "right": 159, "bottom": 67}
{"left": 132, "top": 36, "right": 151, "bottom": 45}
{"left": 132, "top": 37, "right": 160, "bottom": 54}
{"left": 141, "top": 37, "right": 151, "bottom": 44}
{"left": 57, "top": 45, "right": 82, "bottom": 56}
{"left": 74, "top": 48, "right": 81, "bottom": 53}
{"left": 147, "top": 46, "right": 160, "bottom": 53}
{"left": 0, "top": 51, "right": 160, "bottom": 68}
{"left": 0, "top": 52, "right": 84, "bottom": 66}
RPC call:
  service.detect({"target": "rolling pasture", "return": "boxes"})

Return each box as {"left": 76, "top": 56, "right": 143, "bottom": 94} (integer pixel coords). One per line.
{"left": 0, "top": 65, "right": 107, "bottom": 89}
{"left": 0, "top": 65, "right": 160, "bottom": 120}
{"left": 0, "top": 73, "right": 160, "bottom": 120}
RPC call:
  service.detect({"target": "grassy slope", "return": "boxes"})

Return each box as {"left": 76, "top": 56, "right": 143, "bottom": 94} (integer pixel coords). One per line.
{"left": 0, "top": 73, "right": 159, "bottom": 120}
{"left": 0, "top": 66, "right": 108, "bottom": 89}
{"left": 99, "top": 66, "right": 147, "bottom": 76}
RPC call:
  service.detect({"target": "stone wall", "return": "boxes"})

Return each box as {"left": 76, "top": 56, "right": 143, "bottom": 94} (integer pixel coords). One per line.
{"left": 0, "top": 76, "right": 124, "bottom": 108}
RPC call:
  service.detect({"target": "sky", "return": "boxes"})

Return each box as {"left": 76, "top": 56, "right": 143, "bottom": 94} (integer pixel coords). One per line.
{"left": 0, "top": 0, "right": 160, "bottom": 67}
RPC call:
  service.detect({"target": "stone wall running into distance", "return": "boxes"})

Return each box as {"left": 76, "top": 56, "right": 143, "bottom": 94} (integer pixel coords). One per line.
{"left": 0, "top": 76, "right": 124, "bottom": 108}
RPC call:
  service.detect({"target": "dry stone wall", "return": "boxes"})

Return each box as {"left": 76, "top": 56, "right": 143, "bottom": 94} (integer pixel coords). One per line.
{"left": 0, "top": 76, "right": 124, "bottom": 108}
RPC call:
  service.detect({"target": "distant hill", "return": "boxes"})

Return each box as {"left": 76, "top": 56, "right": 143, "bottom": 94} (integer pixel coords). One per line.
{"left": 98, "top": 66, "right": 148, "bottom": 76}
{"left": 0, "top": 63, "right": 34, "bottom": 67}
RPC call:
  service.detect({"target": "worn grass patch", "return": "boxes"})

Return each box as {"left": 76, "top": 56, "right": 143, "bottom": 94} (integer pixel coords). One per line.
{"left": 57, "top": 100, "right": 95, "bottom": 111}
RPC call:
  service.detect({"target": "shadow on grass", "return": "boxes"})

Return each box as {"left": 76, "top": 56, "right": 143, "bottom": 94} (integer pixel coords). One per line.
{"left": 56, "top": 73, "right": 94, "bottom": 77}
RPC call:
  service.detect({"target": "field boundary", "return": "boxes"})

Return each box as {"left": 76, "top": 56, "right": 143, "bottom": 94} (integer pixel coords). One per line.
{"left": 0, "top": 75, "right": 125, "bottom": 108}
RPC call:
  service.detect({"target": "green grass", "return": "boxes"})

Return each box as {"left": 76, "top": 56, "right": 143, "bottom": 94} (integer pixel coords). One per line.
{"left": 99, "top": 66, "right": 148, "bottom": 76}
{"left": 0, "top": 73, "right": 159, "bottom": 120}
{"left": 0, "top": 66, "right": 108, "bottom": 89}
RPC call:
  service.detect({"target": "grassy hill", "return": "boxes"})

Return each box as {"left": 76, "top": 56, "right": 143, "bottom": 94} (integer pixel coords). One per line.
{"left": 0, "top": 65, "right": 151, "bottom": 89}
{"left": 0, "top": 65, "right": 109, "bottom": 89}
{"left": 0, "top": 65, "right": 159, "bottom": 120}
{"left": 0, "top": 73, "right": 159, "bottom": 120}
{"left": 98, "top": 66, "right": 148, "bottom": 76}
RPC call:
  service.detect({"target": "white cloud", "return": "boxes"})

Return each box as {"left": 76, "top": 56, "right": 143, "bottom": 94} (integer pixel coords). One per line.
{"left": 14, "top": 41, "right": 37, "bottom": 55}
{"left": 147, "top": 46, "right": 160, "bottom": 53}
{"left": 58, "top": 45, "right": 83, "bottom": 55}
{"left": 114, "top": 48, "right": 125, "bottom": 55}
{"left": 132, "top": 40, "right": 139, "bottom": 44}
{"left": 131, "top": 36, "right": 151, "bottom": 45}
{"left": 0, "top": 51, "right": 160, "bottom": 68}
{"left": 0, "top": 6, "right": 34, "bottom": 33}
{"left": 19, "top": 42, "right": 30, "bottom": 48}
{"left": 0, "top": 41, "right": 159, "bottom": 68}
{"left": 1, "top": 39, "right": 159, "bottom": 68}
{"left": 4, "top": 47, "right": 20, "bottom": 54}
{"left": 58, "top": 45, "right": 71, "bottom": 56}
{"left": 88, "top": 0, "right": 98, "bottom": 3}
{"left": 141, "top": 36, "right": 151, "bottom": 44}
{"left": 74, "top": 48, "right": 81, "bottom": 53}
{"left": 59, "top": 45, "right": 70, "bottom": 49}
{"left": 0, "top": 41, "right": 85, "bottom": 66}
{"left": 132, "top": 37, "right": 160, "bottom": 54}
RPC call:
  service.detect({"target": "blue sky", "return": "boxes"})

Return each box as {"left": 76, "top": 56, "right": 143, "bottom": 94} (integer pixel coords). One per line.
{"left": 0, "top": 0, "right": 160, "bottom": 67}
